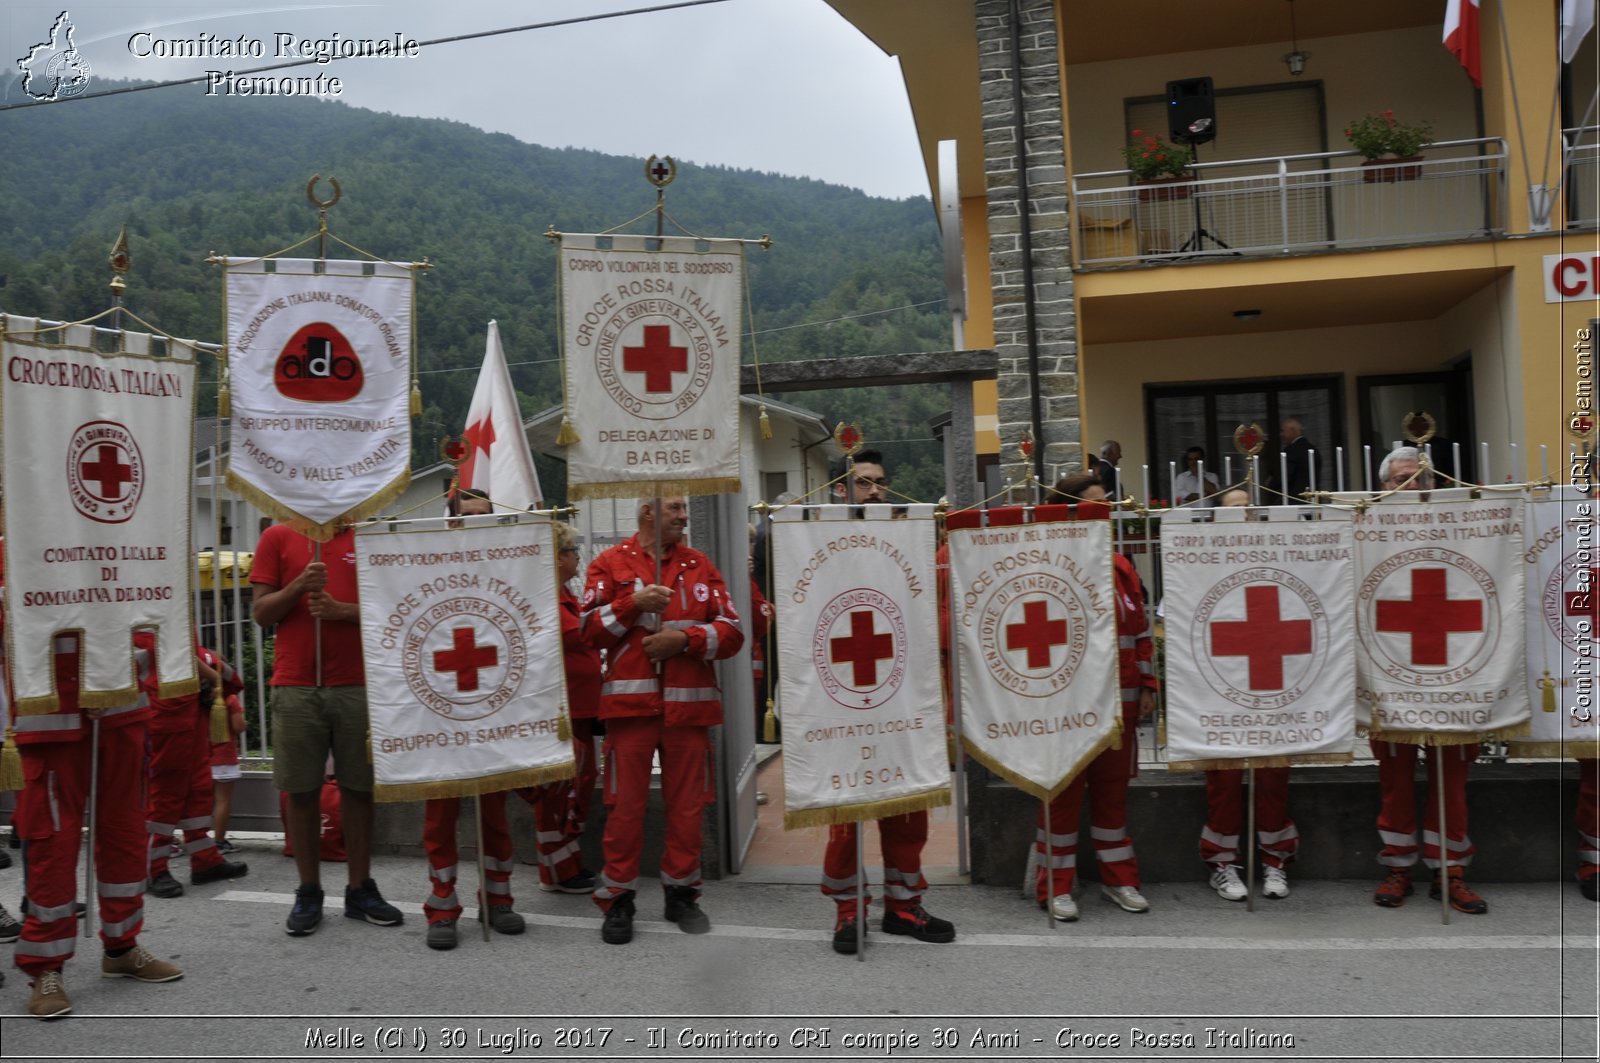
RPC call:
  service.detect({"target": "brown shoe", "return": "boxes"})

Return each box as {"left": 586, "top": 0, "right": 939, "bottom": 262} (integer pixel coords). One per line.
{"left": 1430, "top": 867, "right": 1488, "bottom": 915}
{"left": 1373, "top": 867, "right": 1414, "bottom": 908}
{"left": 29, "top": 969, "right": 71, "bottom": 1020}
{"left": 101, "top": 944, "right": 184, "bottom": 983}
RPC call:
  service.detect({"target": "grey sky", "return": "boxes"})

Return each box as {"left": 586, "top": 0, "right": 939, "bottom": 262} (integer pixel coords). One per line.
{"left": 3, "top": 0, "right": 929, "bottom": 200}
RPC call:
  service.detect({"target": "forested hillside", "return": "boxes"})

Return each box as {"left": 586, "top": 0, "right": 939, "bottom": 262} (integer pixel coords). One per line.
{"left": 0, "top": 84, "right": 954, "bottom": 500}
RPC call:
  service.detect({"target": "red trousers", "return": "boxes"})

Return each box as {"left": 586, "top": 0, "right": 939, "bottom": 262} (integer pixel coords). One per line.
{"left": 1035, "top": 705, "right": 1141, "bottom": 901}
{"left": 1578, "top": 758, "right": 1599, "bottom": 883}
{"left": 1372, "top": 739, "right": 1475, "bottom": 870}
{"left": 146, "top": 713, "right": 224, "bottom": 878}
{"left": 13, "top": 724, "right": 149, "bottom": 977}
{"left": 1199, "top": 767, "right": 1297, "bottom": 870}
{"left": 518, "top": 717, "right": 597, "bottom": 888}
{"left": 593, "top": 717, "right": 713, "bottom": 911}
{"left": 422, "top": 792, "right": 515, "bottom": 924}
{"left": 822, "top": 812, "right": 929, "bottom": 915}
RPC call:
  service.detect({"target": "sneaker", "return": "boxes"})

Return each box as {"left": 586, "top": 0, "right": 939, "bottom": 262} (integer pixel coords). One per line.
{"left": 344, "top": 879, "right": 404, "bottom": 926}
{"left": 1101, "top": 884, "right": 1151, "bottom": 913}
{"left": 600, "top": 893, "right": 635, "bottom": 945}
{"left": 881, "top": 905, "right": 956, "bottom": 943}
{"left": 215, "top": 839, "right": 239, "bottom": 855}
{"left": 1582, "top": 876, "right": 1599, "bottom": 902}
{"left": 191, "top": 859, "right": 248, "bottom": 886}
{"left": 426, "top": 918, "right": 458, "bottom": 951}
{"left": 1430, "top": 867, "right": 1487, "bottom": 915}
{"left": 663, "top": 886, "right": 711, "bottom": 934}
{"left": 285, "top": 883, "right": 324, "bottom": 936}
{"left": 0, "top": 903, "right": 20, "bottom": 944}
{"left": 831, "top": 909, "right": 865, "bottom": 954}
{"left": 1373, "top": 867, "right": 1414, "bottom": 908}
{"left": 147, "top": 870, "right": 184, "bottom": 899}
{"left": 480, "top": 905, "right": 525, "bottom": 936}
{"left": 1209, "top": 864, "right": 1247, "bottom": 902}
{"left": 539, "top": 869, "right": 597, "bottom": 894}
{"left": 168, "top": 842, "right": 183, "bottom": 859}
{"left": 1262, "top": 865, "right": 1290, "bottom": 899}
{"left": 1043, "top": 893, "right": 1079, "bottom": 921}
{"left": 28, "top": 969, "right": 70, "bottom": 1020}
{"left": 101, "top": 944, "right": 183, "bottom": 983}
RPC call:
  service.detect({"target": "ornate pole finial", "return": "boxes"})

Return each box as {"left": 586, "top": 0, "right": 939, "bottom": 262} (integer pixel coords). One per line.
{"left": 108, "top": 225, "right": 130, "bottom": 295}
{"left": 1402, "top": 411, "right": 1437, "bottom": 445}
{"left": 834, "top": 422, "right": 863, "bottom": 457}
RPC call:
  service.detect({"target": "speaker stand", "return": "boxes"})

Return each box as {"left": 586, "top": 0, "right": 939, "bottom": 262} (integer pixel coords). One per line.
{"left": 1174, "top": 139, "right": 1240, "bottom": 259}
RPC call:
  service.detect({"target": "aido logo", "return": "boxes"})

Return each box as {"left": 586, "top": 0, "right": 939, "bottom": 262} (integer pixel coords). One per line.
{"left": 274, "top": 323, "right": 363, "bottom": 402}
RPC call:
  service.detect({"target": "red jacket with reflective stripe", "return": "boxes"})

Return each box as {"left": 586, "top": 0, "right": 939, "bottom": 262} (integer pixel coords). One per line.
{"left": 580, "top": 536, "right": 744, "bottom": 727}
{"left": 560, "top": 587, "right": 601, "bottom": 719}
{"left": 1114, "top": 553, "right": 1158, "bottom": 698}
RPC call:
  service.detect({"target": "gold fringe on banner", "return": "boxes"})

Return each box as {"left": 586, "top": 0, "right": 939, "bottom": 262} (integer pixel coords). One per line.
{"left": 1509, "top": 740, "right": 1600, "bottom": 759}
{"left": 374, "top": 760, "right": 576, "bottom": 804}
{"left": 209, "top": 698, "right": 230, "bottom": 744}
{"left": 783, "top": 786, "right": 951, "bottom": 831}
{"left": 1367, "top": 721, "right": 1531, "bottom": 747}
{"left": 555, "top": 415, "right": 580, "bottom": 447}
{"left": 961, "top": 717, "right": 1125, "bottom": 803}
{"left": 568, "top": 477, "right": 743, "bottom": 502}
{"left": 156, "top": 678, "right": 201, "bottom": 701}
{"left": 1167, "top": 751, "right": 1355, "bottom": 772}
{"left": 225, "top": 464, "right": 410, "bottom": 542}
{"left": 0, "top": 732, "right": 23, "bottom": 792}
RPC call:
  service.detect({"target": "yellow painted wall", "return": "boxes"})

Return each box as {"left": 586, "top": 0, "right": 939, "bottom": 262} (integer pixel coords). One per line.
{"left": 962, "top": 194, "right": 999, "bottom": 452}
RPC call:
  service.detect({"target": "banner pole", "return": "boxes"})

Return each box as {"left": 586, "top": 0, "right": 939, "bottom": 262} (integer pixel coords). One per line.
{"left": 83, "top": 718, "right": 99, "bottom": 940}
{"left": 855, "top": 827, "right": 866, "bottom": 962}
{"left": 313, "top": 540, "right": 323, "bottom": 688}
{"left": 1437, "top": 748, "right": 1451, "bottom": 926}
{"left": 1245, "top": 765, "right": 1256, "bottom": 914}
{"left": 943, "top": 505, "right": 969, "bottom": 878}
{"left": 1043, "top": 797, "right": 1056, "bottom": 928}
{"left": 475, "top": 798, "right": 490, "bottom": 942}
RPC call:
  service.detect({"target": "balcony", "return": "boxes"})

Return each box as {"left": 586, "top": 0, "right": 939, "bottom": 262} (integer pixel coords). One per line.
{"left": 1071, "top": 138, "right": 1508, "bottom": 269}
{"left": 1566, "top": 126, "right": 1599, "bottom": 228}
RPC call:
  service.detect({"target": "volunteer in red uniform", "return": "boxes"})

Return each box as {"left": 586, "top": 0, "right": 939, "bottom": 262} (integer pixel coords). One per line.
{"left": 1369, "top": 448, "right": 1486, "bottom": 914}
{"left": 418, "top": 491, "right": 527, "bottom": 950}
{"left": 252, "top": 520, "right": 403, "bottom": 936}
{"left": 1031, "top": 474, "right": 1158, "bottom": 921}
{"left": 4, "top": 553, "right": 183, "bottom": 1019}
{"left": 142, "top": 637, "right": 248, "bottom": 898}
{"left": 580, "top": 497, "right": 744, "bottom": 944}
{"left": 822, "top": 451, "right": 956, "bottom": 954}
{"left": 1199, "top": 488, "right": 1297, "bottom": 902}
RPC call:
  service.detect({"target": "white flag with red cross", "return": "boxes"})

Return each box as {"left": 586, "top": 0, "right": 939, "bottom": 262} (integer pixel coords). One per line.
{"left": 1, "top": 316, "right": 198, "bottom": 713}
{"left": 1160, "top": 506, "right": 1356, "bottom": 769}
{"left": 946, "top": 504, "right": 1121, "bottom": 798}
{"left": 458, "top": 320, "right": 541, "bottom": 510}
{"left": 223, "top": 257, "right": 415, "bottom": 539}
{"left": 558, "top": 233, "right": 742, "bottom": 500}
{"left": 1352, "top": 487, "right": 1528, "bottom": 744}
{"left": 771, "top": 505, "right": 949, "bottom": 828}
{"left": 354, "top": 513, "right": 572, "bottom": 800}
{"left": 1514, "top": 486, "right": 1600, "bottom": 758}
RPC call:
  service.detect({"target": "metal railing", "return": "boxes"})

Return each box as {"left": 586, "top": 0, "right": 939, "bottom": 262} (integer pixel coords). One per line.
{"left": 1564, "top": 126, "right": 1599, "bottom": 228}
{"left": 1072, "top": 138, "right": 1508, "bottom": 268}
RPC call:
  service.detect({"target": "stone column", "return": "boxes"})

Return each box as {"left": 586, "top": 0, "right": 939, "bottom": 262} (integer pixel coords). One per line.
{"left": 976, "top": 0, "right": 1079, "bottom": 487}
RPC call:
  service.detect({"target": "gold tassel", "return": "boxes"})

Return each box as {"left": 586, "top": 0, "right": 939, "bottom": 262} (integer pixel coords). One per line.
{"left": 1541, "top": 671, "right": 1558, "bottom": 713}
{"left": 217, "top": 374, "right": 230, "bottom": 418}
{"left": 758, "top": 403, "right": 773, "bottom": 441}
{"left": 762, "top": 700, "right": 777, "bottom": 743}
{"left": 555, "top": 415, "right": 579, "bottom": 447}
{"left": 557, "top": 711, "right": 571, "bottom": 743}
{"left": 409, "top": 379, "right": 422, "bottom": 417}
{"left": 209, "top": 697, "right": 230, "bottom": 744}
{"left": 0, "top": 737, "right": 22, "bottom": 793}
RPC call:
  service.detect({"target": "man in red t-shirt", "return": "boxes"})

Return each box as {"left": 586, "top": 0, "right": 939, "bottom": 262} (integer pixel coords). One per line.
{"left": 252, "top": 522, "right": 403, "bottom": 937}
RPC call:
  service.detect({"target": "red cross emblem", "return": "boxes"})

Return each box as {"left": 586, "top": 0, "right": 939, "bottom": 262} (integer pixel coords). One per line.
{"left": 1005, "top": 599, "right": 1068, "bottom": 669}
{"left": 1573, "top": 415, "right": 1594, "bottom": 437}
{"left": 1567, "top": 568, "right": 1600, "bottom": 624}
{"left": 830, "top": 610, "right": 894, "bottom": 687}
{"left": 433, "top": 626, "right": 499, "bottom": 693}
{"left": 1375, "top": 568, "right": 1483, "bottom": 666}
{"left": 1210, "top": 585, "right": 1313, "bottom": 690}
{"left": 622, "top": 325, "right": 688, "bottom": 394}
{"left": 458, "top": 416, "right": 496, "bottom": 483}
{"left": 79, "top": 443, "right": 134, "bottom": 501}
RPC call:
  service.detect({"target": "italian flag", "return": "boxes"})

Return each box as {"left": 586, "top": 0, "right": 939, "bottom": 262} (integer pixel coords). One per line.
{"left": 1443, "top": 0, "right": 1481, "bottom": 87}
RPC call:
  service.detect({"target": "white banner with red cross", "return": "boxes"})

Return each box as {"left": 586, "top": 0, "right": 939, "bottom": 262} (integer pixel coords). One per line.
{"left": 1351, "top": 487, "right": 1529, "bottom": 745}
{"left": 1160, "top": 506, "right": 1356, "bottom": 769}
{"left": 354, "top": 514, "right": 572, "bottom": 801}
{"left": 223, "top": 257, "right": 414, "bottom": 539}
{"left": 771, "top": 505, "right": 949, "bottom": 828}
{"left": 1, "top": 316, "right": 198, "bottom": 713}
{"left": 558, "top": 234, "right": 742, "bottom": 500}
{"left": 946, "top": 505, "right": 1120, "bottom": 798}
{"left": 1515, "top": 486, "right": 1600, "bottom": 758}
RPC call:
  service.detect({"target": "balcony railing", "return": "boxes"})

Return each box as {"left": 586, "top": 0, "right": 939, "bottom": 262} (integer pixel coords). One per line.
{"left": 1565, "top": 126, "right": 1598, "bottom": 228}
{"left": 1071, "top": 138, "right": 1508, "bottom": 268}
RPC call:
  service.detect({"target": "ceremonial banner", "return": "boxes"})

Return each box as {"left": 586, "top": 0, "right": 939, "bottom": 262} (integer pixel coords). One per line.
{"left": 458, "top": 320, "right": 541, "bottom": 510}
{"left": 773, "top": 505, "right": 948, "bottom": 827}
{"left": 1516, "top": 486, "right": 1600, "bottom": 758}
{"left": 224, "top": 257, "right": 414, "bottom": 537}
{"left": 947, "top": 506, "right": 1120, "bottom": 798}
{"left": 1160, "top": 507, "right": 1356, "bottom": 769}
{"left": 558, "top": 234, "right": 741, "bottom": 499}
{"left": 355, "top": 514, "right": 572, "bottom": 800}
{"left": 1, "top": 316, "right": 197, "bottom": 711}
{"left": 1350, "top": 488, "right": 1528, "bottom": 744}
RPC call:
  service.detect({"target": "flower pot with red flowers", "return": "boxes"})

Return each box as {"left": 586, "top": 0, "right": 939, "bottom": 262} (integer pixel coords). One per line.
{"left": 1345, "top": 110, "right": 1433, "bottom": 182}
{"left": 1123, "top": 129, "right": 1194, "bottom": 198}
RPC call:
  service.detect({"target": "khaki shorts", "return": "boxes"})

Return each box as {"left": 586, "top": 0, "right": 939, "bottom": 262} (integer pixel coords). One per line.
{"left": 270, "top": 685, "right": 373, "bottom": 794}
